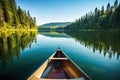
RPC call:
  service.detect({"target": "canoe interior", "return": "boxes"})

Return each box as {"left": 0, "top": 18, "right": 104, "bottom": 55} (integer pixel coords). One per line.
{"left": 28, "top": 49, "right": 91, "bottom": 80}
{"left": 40, "top": 50, "right": 90, "bottom": 80}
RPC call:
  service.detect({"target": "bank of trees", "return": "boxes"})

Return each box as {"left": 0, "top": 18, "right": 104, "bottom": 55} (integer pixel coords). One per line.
{"left": 0, "top": 0, "right": 36, "bottom": 29}
{"left": 65, "top": 0, "right": 120, "bottom": 30}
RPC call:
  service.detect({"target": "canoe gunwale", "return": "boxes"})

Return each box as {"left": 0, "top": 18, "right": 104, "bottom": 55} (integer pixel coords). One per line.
{"left": 61, "top": 50, "right": 91, "bottom": 80}
{"left": 27, "top": 52, "right": 56, "bottom": 80}
{"left": 27, "top": 48, "right": 91, "bottom": 80}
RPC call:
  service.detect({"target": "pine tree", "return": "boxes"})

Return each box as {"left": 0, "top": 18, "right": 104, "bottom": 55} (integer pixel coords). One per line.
{"left": 1, "top": 0, "right": 13, "bottom": 26}
{"left": 65, "top": 1, "right": 120, "bottom": 30}
{"left": 0, "top": 0, "right": 36, "bottom": 29}
{"left": 114, "top": 0, "right": 118, "bottom": 9}
{"left": 9, "top": 0, "right": 19, "bottom": 27}
{"left": 27, "top": 11, "right": 30, "bottom": 18}
{"left": 112, "top": 4, "right": 120, "bottom": 28}
{"left": 106, "top": 3, "right": 111, "bottom": 13}
{"left": 95, "top": 7, "right": 98, "bottom": 15}
{"left": 27, "top": 10, "right": 31, "bottom": 27}
{"left": 101, "top": 6, "right": 104, "bottom": 15}
{"left": 0, "top": 1, "right": 4, "bottom": 26}
{"left": 17, "top": 6, "right": 26, "bottom": 27}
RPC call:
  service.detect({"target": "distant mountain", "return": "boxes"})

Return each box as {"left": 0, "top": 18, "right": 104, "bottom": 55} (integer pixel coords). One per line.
{"left": 39, "top": 22, "right": 71, "bottom": 28}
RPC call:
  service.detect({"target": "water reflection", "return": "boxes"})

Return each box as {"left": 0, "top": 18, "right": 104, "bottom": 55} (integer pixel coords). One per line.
{"left": 0, "top": 31, "right": 37, "bottom": 68}
{"left": 65, "top": 31, "right": 120, "bottom": 60}
{"left": 39, "top": 31, "right": 70, "bottom": 38}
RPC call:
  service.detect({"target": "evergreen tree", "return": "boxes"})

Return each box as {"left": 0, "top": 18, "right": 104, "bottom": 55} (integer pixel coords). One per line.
{"left": 95, "top": 7, "right": 98, "bottom": 15}
{"left": 106, "top": 3, "right": 111, "bottom": 13}
{"left": 0, "top": 0, "right": 36, "bottom": 29}
{"left": 17, "top": 6, "right": 26, "bottom": 27}
{"left": 112, "top": 4, "right": 120, "bottom": 28}
{"left": 9, "top": 0, "right": 19, "bottom": 27}
{"left": 114, "top": 0, "right": 118, "bottom": 9}
{"left": 17, "top": 6, "right": 22, "bottom": 26}
{"left": 27, "top": 11, "right": 30, "bottom": 18}
{"left": 0, "top": 1, "right": 4, "bottom": 26}
{"left": 101, "top": 6, "right": 104, "bottom": 15}
{"left": 26, "top": 10, "right": 31, "bottom": 27}
{"left": 1, "top": 0, "right": 12, "bottom": 24}
{"left": 33, "top": 17, "right": 36, "bottom": 27}
{"left": 65, "top": 0, "right": 120, "bottom": 30}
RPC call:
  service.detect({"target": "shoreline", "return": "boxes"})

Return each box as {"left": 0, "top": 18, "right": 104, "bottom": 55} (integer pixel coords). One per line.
{"left": 0, "top": 29, "right": 38, "bottom": 32}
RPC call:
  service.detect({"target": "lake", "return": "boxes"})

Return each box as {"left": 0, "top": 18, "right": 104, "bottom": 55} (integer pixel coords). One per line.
{"left": 0, "top": 31, "right": 120, "bottom": 80}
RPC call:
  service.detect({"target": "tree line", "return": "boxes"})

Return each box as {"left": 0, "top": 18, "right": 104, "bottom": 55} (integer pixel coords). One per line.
{"left": 65, "top": 0, "right": 120, "bottom": 30}
{"left": 0, "top": 0, "right": 36, "bottom": 29}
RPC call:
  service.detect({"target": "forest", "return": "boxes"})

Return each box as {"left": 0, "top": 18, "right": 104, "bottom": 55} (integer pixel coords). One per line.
{"left": 0, "top": 0, "right": 36, "bottom": 29}
{"left": 65, "top": 0, "right": 120, "bottom": 30}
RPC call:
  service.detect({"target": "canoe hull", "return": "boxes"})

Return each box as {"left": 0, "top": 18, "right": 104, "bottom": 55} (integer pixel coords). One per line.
{"left": 28, "top": 48, "right": 91, "bottom": 80}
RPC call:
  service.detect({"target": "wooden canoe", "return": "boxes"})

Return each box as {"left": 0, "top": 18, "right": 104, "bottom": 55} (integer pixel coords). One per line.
{"left": 28, "top": 48, "right": 91, "bottom": 80}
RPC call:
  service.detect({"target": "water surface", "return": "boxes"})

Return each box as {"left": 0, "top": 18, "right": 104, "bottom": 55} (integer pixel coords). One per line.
{"left": 0, "top": 31, "right": 120, "bottom": 80}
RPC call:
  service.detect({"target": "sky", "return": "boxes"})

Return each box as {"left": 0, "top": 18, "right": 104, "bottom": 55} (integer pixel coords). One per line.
{"left": 16, "top": 0, "right": 119, "bottom": 25}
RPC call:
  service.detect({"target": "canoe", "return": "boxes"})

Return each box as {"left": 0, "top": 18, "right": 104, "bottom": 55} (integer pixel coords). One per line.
{"left": 28, "top": 48, "right": 91, "bottom": 80}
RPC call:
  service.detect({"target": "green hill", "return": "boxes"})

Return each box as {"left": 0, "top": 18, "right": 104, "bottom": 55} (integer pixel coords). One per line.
{"left": 39, "top": 22, "right": 71, "bottom": 29}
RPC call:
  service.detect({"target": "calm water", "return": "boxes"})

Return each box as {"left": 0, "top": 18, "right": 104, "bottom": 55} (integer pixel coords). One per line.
{"left": 0, "top": 31, "right": 120, "bottom": 80}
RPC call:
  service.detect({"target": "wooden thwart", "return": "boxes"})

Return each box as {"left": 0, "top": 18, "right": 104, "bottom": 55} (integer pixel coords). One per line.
{"left": 50, "top": 58, "right": 68, "bottom": 60}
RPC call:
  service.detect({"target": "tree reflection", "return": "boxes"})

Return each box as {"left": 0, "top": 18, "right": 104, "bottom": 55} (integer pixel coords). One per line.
{"left": 66, "top": 31, "right": 120, "bottom": 60}
{"left": 0, "top": 31, "right": 37, "bottom": 68}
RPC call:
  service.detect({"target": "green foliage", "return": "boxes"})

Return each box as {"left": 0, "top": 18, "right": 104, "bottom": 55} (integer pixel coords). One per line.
{"left": 9, "top": 0, "right": 19, "bottom": 26}
{"left": 114, "top": 0, "right": 118, "bottom": 9}
{"left": 101, "top": 6, "right": 104, "bottom": 15}
{"left": 0, "top": 0, "right": 36, "bottom": 29}
{"left": 2, "top": 21, "right": 7, "bottom": 28}
{"left": 65, "top": 0, "right": 120, "bottom": 30}
{"left": 112, "top": 4, "right": 120, "bottom": 28}
{"left": 0, "top": 2, "right": 4, "bottom": 26}
{"left": 1, "top": 0, "right": 11, "bottom": 24}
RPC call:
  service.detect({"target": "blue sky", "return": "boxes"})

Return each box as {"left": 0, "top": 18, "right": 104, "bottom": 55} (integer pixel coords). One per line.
{"left": 16, "top": 0, "right": 119, "bottom": 25}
